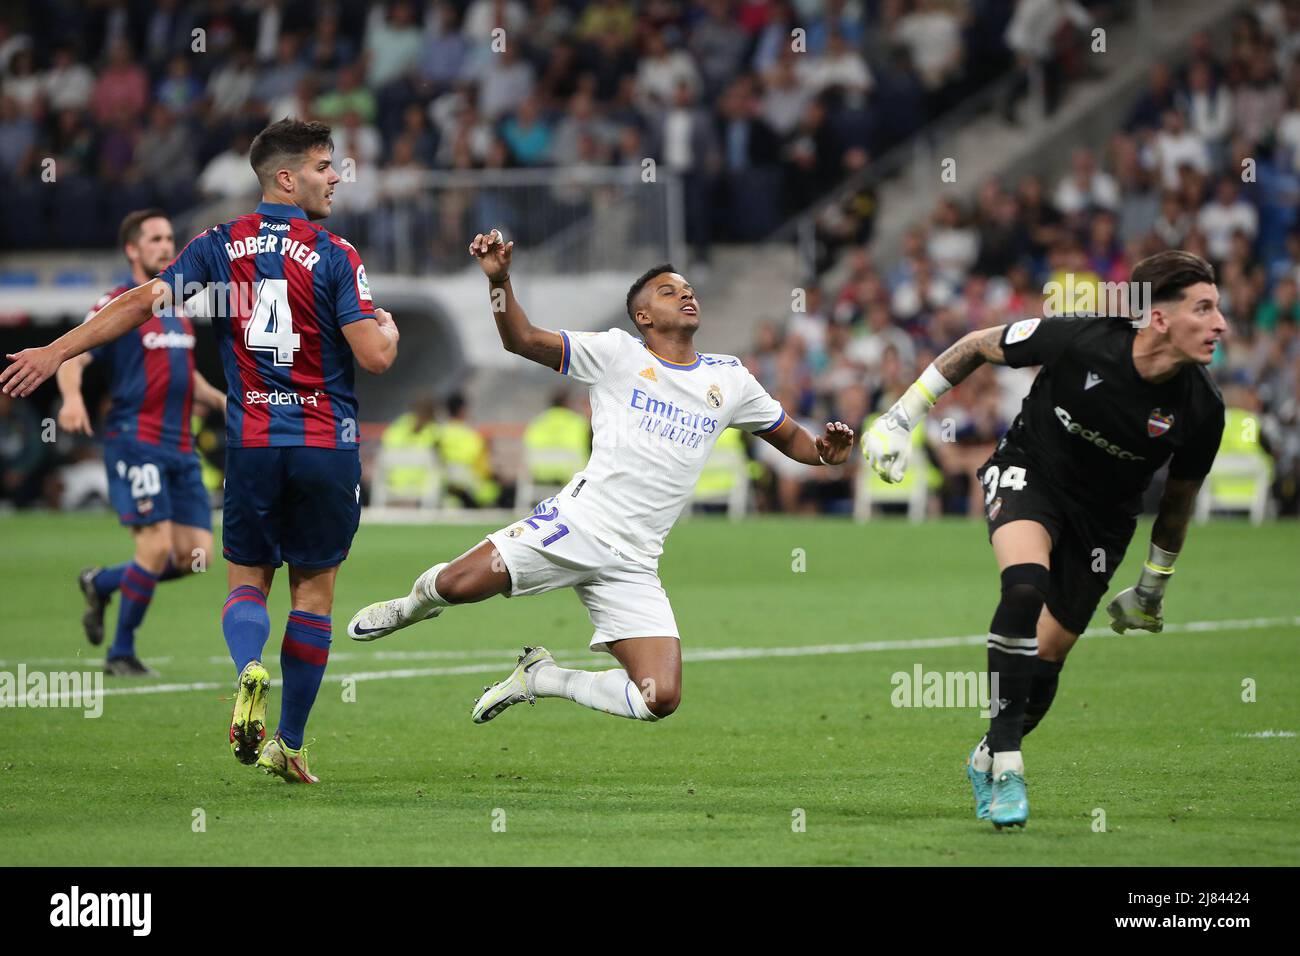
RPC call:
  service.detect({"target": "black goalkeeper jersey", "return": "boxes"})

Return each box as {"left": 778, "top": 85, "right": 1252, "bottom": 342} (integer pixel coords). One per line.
{"left": 995, "top": 316, "right": 1225, "bottom": 516}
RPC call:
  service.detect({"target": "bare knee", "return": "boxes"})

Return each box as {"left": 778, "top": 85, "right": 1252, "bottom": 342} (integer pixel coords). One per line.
{"left": 170, "top": 531, "right": 214, "bottom": 576}
{"left": 639, "top": 676, "right": 680, "bottom": 719}
{"left": 133, "top": 526, "right": 172, "bottom": 573}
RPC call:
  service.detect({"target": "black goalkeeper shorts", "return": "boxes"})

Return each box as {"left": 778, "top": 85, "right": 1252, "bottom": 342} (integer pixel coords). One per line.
{"left": 977, "top": 452, "right": 1137, "bottom": 636}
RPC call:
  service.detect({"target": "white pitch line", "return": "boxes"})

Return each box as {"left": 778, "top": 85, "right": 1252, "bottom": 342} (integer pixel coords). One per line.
{"left": 21, "top": 614, "right": 1300, "bottom": 704}
{"left": 14, "top": 614, "right": 1299, "bottom": 671}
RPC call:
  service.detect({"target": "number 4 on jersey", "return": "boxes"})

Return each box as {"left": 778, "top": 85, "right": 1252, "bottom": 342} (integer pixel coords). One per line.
{"left": 246, "top": 278, "right": 300, "bottom": 366}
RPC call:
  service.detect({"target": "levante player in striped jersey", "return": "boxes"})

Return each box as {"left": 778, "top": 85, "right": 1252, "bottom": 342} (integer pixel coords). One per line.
{"left": 58, "top": 209, "right": 227, "bottom": 677}
{"left": 3, "top": 119, "right": 400, "bottom": 783}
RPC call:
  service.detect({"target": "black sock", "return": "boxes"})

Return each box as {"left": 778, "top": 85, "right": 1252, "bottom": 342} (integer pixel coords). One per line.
{"left": 987, "top": 647, "right": 1034, "bottom": 752}
{"left": 1022, "top": 657, "right": 1064, "bottom": 737}
{"left": 985, "top": 563, "right": 1050, "bottom": 755}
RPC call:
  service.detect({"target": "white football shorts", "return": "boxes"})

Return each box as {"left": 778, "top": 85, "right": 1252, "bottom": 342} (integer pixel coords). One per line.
{"left": 485, "top": 497, "right": 680, "bottom": 653}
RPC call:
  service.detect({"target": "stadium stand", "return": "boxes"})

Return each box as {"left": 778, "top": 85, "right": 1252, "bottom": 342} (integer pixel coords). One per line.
{"left": 0, "top": 0, "right": 1295, "bottom": 523}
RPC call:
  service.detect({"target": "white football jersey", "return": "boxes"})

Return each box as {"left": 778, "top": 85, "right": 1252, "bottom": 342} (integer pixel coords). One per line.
{"left": 553, "top": 328, "right": 785, "bottom": 568}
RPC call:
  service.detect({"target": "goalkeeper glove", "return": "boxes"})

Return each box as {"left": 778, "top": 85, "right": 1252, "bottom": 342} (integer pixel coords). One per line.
{"left": 865, "top": 364, "right": 952, "bottom": 483}
{"left": 1106, "top": 544, "right": 1177, "bottom": 634}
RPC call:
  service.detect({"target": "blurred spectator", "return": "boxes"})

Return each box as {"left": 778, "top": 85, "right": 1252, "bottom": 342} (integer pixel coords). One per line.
{"left": 521, "top": 390, "right": 591, "bottom": 489}
{"left": 379, "top": 393, "right": 441, "bottom": 502}
{"left": 1003, "top": 0, "right": 1092, "bottom": 120}
{"left": 364, "top": 1, "right": 423, "bottom": 90}
{"left": 893, "top": 0, "right": 963, "bottom": 94}
{"left": 92, "top": 39, "right": 148, "bottom": 127}
{"left": 0, "top": 392, "right": 47, "bottom": 509}
{"left": 198, "top": 130, "right": 256, "bottom": 200}
{"left": 41, "top": 45, "right": 94, "bottom": 113}
{"left": 133, "top": 103, "right": 198, "bottom": 194}
{"left": 1197, "top": 176, "right": 1258, "bottom": 262}
{"left": 438, "top": 393, "right": 501, "bottom": 508}
{"left": 1054, "top": 147, "right": 1120, "bottom": 215}
{"left": 1152, "top": 109, "right": 1210, "bottom": 191}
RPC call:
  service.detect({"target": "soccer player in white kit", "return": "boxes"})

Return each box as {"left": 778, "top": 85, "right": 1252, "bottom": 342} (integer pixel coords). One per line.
{"left": 348, "top": 229, "right": 854, "bottom": 723}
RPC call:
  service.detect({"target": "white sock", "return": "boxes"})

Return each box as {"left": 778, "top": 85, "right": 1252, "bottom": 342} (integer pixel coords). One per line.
{"left": 992, "top": 750, "right": 1024, "bottom": 777}
{"left": 528, "top": 662, "right": 656, "bottom": 720}
{"left": 971, "top": 736, "right": 993, "bottom": 773}
{"left": 401, "top": 563, "right": 449, "bottom": 618}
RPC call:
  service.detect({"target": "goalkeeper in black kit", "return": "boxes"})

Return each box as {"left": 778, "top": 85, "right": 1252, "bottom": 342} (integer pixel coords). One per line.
{"left": 865, "top": 251, "right": 1227, "bottom": 828}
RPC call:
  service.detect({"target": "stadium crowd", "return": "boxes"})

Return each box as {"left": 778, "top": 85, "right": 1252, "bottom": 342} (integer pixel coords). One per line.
{"left": 747, "top": 3, "right": 1300, "bottom": 517}
{"left": 2, "top": 1, "right": 1296, "bottom": 521}
{"left": 0, "top": 0, "right": 1044, "bottom": 260}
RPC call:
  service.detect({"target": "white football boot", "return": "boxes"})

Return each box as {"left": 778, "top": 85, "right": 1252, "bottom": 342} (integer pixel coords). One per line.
{"left": 471, "top": 646, "right": 554, "bottom": 723}
{"left": 348, "top": 598, "right": 441, "bottom": 642}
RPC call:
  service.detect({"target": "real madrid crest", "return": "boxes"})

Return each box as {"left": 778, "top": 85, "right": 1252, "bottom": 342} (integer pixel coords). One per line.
{"left": 506, "top": 526, "right": 523, "bottom": 538}
{"left": 706, "top": 384, "right": 723, "bottom": 409}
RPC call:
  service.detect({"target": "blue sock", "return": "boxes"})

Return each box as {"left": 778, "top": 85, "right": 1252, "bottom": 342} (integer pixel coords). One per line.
{"left": 278, "top": 610, "right": 332, "bottom": 750}
{"left": 158, "top": 558, "right": 184, "bottom": 582}
{"left": 93, "top": 563, "right": 128, "bottom": 599}
{"left": 108, "top": 562, "right": 158, "bottom": 660}
{"left": 222, "top": 585, "right": 270, "bottom": 675}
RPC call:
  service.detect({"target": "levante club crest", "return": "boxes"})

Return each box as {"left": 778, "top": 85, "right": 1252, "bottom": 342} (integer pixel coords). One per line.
{"left": 1147, "top": 409, "right": 1174, "bottom": 438}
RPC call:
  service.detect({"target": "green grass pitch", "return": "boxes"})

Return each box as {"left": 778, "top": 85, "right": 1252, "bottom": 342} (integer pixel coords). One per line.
{"left": 0, "top": 512, "right": 1296, "bottom": 866}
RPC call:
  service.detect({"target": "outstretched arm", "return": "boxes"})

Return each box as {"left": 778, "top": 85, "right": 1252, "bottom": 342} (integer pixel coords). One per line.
{"left": 2, "top": 281, "right": 166, "bottom": 397}
{"left": 758, "top": 417, "right": 855, "bottom": 465}
{"left": 469, "top": 229, "right": 565, "bottom": 371}
{"left": 933, "top": 326, "right": 1008, "bottom": 385}
{"left": 865, "top": 325, "right": 1008, "bottom": 482}
{"left": 1106, "top": 477, "right": 1203, "bottom": 634}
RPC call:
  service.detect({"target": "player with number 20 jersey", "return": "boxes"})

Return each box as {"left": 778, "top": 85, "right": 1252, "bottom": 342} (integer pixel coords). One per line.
{"left": 0, "top": 120, "right": 400, "bottom": 784}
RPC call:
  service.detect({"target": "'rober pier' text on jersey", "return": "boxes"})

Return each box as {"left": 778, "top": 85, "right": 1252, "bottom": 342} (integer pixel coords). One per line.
{"left": 155, "top": 202, "right": 374, "bottom": 449}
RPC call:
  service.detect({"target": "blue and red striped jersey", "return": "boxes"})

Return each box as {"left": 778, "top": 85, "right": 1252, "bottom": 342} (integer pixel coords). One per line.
{"left": 156, "top": 201, "right": 376, "bottom": 449}
{"left": 86, "top": 285, "right": 197, "bottom": 452}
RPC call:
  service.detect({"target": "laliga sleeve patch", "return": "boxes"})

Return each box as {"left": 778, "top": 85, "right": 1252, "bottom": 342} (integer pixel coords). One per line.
{"left": 356, "top": 264, "right": 372, "bottom": 301}
{"left": 1004, "top": 317, "right": 1041, "bottom": 345}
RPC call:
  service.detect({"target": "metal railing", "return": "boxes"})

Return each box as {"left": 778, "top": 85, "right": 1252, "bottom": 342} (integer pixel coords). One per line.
{"left": 311, "top": 167, "right": 684, "bottom": 276}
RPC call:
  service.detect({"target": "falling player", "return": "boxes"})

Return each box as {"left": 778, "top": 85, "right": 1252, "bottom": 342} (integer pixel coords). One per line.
{"left": 58, "top": 210, "right": 227, "bottom": 676}
{"left": 865, "top": 250, "right": 1226, "bottom": 828}
{"left": 2, "top": 120, "right": 399, "bottom": 783}
{"left": 348, "top": 229, "right": 854, "bottom": 724}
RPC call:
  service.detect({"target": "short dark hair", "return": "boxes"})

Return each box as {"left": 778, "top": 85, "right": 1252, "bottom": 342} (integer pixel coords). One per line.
{"left": 118, "top": 208, "right": 169, "bottom": 249}
{"left": 1131, "top": 250, "right": 1216, "bottom": 306}
{"left": 249, "top": 118, "right": 334, "bottom": 189}
{"left": 625, "top": 262, "right": 678, "bottom": 329}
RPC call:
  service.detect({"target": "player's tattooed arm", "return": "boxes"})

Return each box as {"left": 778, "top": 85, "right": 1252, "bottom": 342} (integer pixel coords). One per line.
{"left": 2, "top": 281, "right": 165, "bottom": 397}
{"left": 1151, "top": 477, "right": 1202, "bottom": 554}
{"left": 469, "top": 230, "right": 565, "bottom": 372}
{"left": 933, "top": 326, "right": 1007, "bottom": 386}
